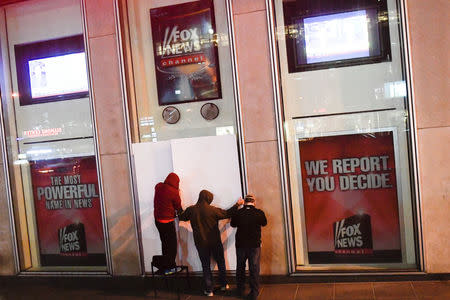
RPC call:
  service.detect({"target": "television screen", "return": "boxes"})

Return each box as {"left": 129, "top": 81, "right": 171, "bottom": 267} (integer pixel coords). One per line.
{"left": 283, "top": 0, "right": 391, "bottom": 73}
{"left": 15, "top": 35, "right": 89, "bottom": 105}
{"left": 28, "top": 52, "right": 88, "bottom": 99}
{"left": 302, "top": 10, "right": 372, "bottom": 64}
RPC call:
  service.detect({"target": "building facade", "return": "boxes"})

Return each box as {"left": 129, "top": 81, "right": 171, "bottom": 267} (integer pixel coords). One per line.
{"left": 0, "top": 0, "right": 447, "bottom": 276}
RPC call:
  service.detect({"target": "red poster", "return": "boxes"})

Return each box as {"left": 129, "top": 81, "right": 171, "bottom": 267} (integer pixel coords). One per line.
{"left": 299, "top": 131, "right": 402, "bottom": 264}
{"left": 150, "top": 0, "right": 221, "bottom": 105}
{"left": 30, "top": 156, "right": 106, "bottom": 266}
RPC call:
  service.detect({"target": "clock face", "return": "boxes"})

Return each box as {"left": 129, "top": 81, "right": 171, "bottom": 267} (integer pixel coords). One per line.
{"left": 162, "top": 106, "right": 180, "bottom": 124}
{"left": 200, "top": 103, "right": 219, "bottom": 121}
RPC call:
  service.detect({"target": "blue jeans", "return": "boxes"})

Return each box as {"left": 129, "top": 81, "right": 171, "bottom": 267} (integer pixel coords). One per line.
{"left": 236, "top": 247, "right": 261, "bottom": 296}
{"left": 196, "top": 243, "right": 227, "bottom": 292}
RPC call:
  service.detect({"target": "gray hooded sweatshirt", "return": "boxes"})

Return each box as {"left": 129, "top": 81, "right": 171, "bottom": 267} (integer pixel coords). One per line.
{"left": 179, "top": 189, "right": 238, "bottom": 247}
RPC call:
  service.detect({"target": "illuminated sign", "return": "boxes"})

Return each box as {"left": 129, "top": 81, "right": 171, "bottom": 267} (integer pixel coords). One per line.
{"left": 23, "top": 127, "right": 63, "bottom": 138}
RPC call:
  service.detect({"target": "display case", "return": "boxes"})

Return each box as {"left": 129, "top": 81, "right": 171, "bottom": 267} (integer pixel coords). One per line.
{"left": 272, "top": 0, "right": 420, "bottom": 271}
{"left": 0, "top": 0, "right": 107, "bottom": 272}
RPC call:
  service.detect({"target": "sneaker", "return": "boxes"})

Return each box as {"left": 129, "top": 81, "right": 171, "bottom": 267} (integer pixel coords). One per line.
{"left": 203, "top": 290, "right": 214, "bottom": 297}
{"left": 167, "top": 266, "right": 183, "bottom": 275}
{"left": 163, "top": 267, "right": 177, "bottom": 275}
{"left": 220, "top": 284, "right": 230, "bottom": 291}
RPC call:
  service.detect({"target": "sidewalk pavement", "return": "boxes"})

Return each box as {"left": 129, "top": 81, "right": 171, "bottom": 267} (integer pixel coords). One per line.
{"left": 0, "top": 276, "right": 448, "bottom": 300}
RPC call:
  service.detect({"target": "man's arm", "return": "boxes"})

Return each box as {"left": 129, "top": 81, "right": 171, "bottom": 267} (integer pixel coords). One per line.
{"left": 215, "top": 205, "right": 235, "bottom": 220}
{"left": 172, "top": 190, "right": 182, "bottom": 212}
{"left": 259, "top": 210, "right": 267, "bottom": 227}
{"left": 178, "top": 206, "right": 191, "bottom": 221}
{"left": 216, "top": 198, "right": 244, "bottom": 220}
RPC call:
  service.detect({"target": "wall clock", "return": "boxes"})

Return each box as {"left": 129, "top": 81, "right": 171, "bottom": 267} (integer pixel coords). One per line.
{"left": 162, "top": 106, "right": 180, "bottom": 124}
{"left": 200, "top": 103, "right": 219, "bottom": 121}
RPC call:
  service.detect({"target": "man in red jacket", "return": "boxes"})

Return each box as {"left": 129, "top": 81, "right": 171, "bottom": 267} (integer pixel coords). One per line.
{"left": 154, "top": 172, "right": 182, "bottom": 274}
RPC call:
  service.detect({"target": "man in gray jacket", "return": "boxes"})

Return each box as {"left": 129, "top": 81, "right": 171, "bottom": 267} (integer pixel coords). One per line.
{"left": 179, "top": 190, "right": 243, "bottom": 297}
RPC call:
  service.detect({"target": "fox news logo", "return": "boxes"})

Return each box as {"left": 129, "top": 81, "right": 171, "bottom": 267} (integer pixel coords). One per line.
{"left": 333, "top": 214, "right": 373, "bottom": 255}
{"left": 58, "top": 223, "right": 87, "bottom": 256}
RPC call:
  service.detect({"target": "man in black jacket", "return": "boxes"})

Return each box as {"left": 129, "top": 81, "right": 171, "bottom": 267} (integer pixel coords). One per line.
{"left": 179, "top": 190, "right": 244, "bottom": 297}
{"left": 231, "top": 194, "right": 267, "bottom": 300}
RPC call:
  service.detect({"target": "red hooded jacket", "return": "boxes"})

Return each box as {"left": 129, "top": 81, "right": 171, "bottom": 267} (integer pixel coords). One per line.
{"left": 154, "top": 173, "right": 182, "bottom": 222}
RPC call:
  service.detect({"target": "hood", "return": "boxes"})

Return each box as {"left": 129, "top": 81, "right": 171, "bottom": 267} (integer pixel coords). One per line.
{"left": 197, "top": 189, "right": 213, "bottom": 205}
{"left": 164, "top": 172, "right": 179, "bottom": 189}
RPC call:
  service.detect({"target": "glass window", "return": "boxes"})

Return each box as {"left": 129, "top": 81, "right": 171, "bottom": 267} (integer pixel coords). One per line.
{"left": 0, "top": 0, "right": 107, "bottom": 272}
{"left": 125, "top": 0, "right": 238, "bottom": 142}
{"left": 121, "top": 0, "right": 244, "bottom": 273}
{"left": 274, "top": 0, "right": 419, "bottom": 270}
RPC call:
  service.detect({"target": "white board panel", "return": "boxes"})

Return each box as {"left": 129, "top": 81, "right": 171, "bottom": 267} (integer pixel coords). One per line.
{"left": 171, "top": 135, "right": 242, "bottom": 271}
{"left": 132, "top": 141, "right": 173, "bottom": 271}
{"left": 133, "top": 135, "right": 242, "bottom": 272}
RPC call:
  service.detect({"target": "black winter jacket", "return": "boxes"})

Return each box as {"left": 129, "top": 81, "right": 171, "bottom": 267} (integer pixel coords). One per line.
{"left": 231, "top": 204, "right": 267, "bottom": 248}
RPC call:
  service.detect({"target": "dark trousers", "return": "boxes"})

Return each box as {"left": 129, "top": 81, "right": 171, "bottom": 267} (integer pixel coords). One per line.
{"left": 196, "top": 242, "right": 227, "bottom": 292}
{"left": 155, "top": 220, "right": 177, "bottom": 269}
{"left": 236, "top": 247, "right": 261, "bottom": 296}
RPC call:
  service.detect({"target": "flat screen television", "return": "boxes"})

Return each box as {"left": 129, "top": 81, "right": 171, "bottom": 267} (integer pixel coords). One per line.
{"left": 284, "top": 1, "right": 391, "bottom": 73}
{"left": 15, "top": 35, "right": 89, "bottom": 106}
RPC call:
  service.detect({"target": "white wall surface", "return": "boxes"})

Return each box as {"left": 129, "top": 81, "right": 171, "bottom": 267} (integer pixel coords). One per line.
{"left": 133, "top": 135, "right": 242, "bottom": 272}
